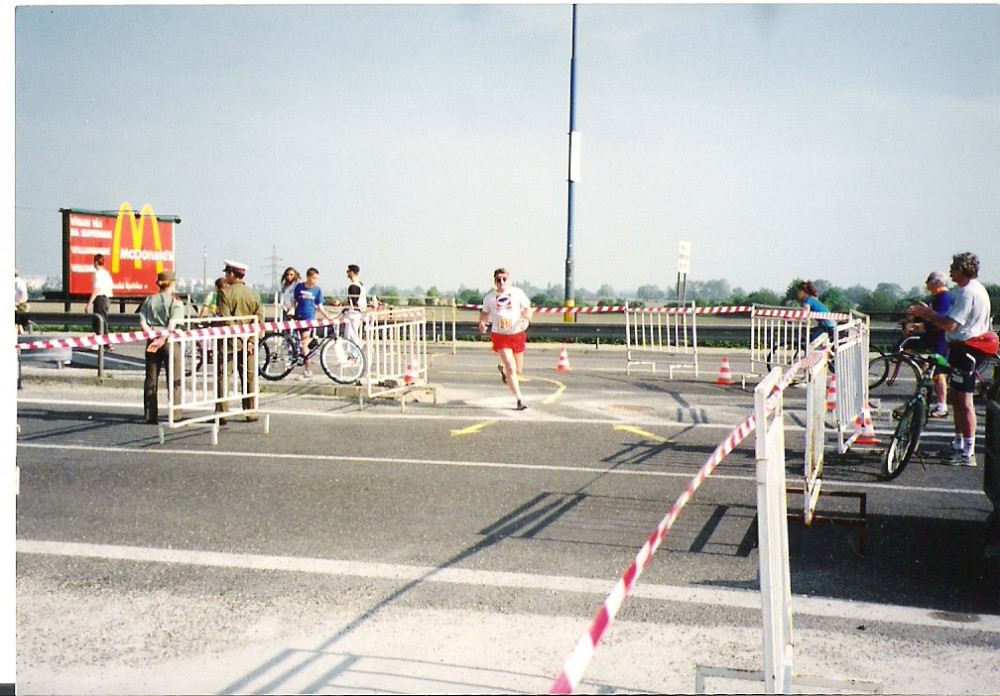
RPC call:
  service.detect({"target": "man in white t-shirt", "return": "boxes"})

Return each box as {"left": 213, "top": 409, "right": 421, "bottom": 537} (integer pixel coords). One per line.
{"left": 85, "top": 253, "right": 114, "bottom": 349}
{"left": 909, "top": 252, "right": 995, "bottom": 466}
{"left": 478, "top": 268, "right": 532, "bottom": 410}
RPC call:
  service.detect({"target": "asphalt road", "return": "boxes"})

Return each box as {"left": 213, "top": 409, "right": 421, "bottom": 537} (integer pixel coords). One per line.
{"left": 14, "top": 345, "right": 1000, "bottom": 694}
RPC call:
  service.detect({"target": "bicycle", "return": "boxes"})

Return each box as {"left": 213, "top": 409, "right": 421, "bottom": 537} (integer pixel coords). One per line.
{"left": 881, "top": 351, "right": 997, "bottom": 480}
{"left": 868, "top": 334, "right": 926, "bottom": 403}
{"left": 258, "top": 322, "right": 366, "bottom": 384}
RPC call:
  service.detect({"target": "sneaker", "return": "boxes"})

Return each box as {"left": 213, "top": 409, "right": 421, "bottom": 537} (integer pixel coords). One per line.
{"left": 300, "top": 369, "right": 313, "bottom": 380}
{"left": 930, "top": 404, "right": 948, "bottom": 418}
{"left": 516, "top": 399, "right": 527, "bottom": 411}
{"left": 498, "top": 364, "right": 507, "bottom": 384}
{"left": 945, "top": 451, "right": 977, "bottom": 467}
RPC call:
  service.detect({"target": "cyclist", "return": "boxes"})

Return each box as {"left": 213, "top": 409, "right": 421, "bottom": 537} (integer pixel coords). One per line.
{"left": 293, "top": 267, "right": 335, "bottom": 380}
{"left": 908, "top": 252, "right": 996, "bottom": 466}
{"left": 796, "top": 281, "right": 835, "bottom": 344}
{"left": 899, "top": 271, "right": 953, "bottom": 418}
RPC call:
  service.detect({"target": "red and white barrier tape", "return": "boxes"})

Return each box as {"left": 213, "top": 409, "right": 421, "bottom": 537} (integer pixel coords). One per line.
{"left": 456, "top": 304, "right": 849, "bottom": 321}
{"left": 548, "top": 354, "right": 815, "bottom": 694}
{"left": 15, "top": 307, "right": 432, "bottom": 353}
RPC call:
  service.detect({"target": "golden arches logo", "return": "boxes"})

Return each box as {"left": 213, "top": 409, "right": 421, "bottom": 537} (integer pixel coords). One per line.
{"left": 110, "top": 202, "right": 166, "bottom": 274}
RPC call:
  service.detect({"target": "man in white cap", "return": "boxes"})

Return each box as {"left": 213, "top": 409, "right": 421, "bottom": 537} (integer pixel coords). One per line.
{"left": 216, "top": 260, "right": 263, "bottom": 424}
{"left": 900, "top": 271, "right": 953, "bottom": 418}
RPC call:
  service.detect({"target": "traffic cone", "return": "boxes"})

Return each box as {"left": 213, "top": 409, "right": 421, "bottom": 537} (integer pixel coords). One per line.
{"left": 404, "top": 356, "right": 419, "bottom": 385}
{"left": 556, "top": 347, "right": 571, "bottom": 372}
{"left": 826, "top": 374, "right": 837, "bottom": 411}
{"left": 854, "top": 404, "right": 881, "bottom": 445}
{"left": 715, "top": 357, "right": 734, "bottom": 385}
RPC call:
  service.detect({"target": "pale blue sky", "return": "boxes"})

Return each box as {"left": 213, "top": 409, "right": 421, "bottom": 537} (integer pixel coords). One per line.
{"left": 13, "top": 3, "right": 1000, "bottom": 295}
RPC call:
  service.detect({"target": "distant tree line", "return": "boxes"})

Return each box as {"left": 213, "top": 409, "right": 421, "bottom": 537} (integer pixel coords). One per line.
{"left": 361, "top": 278, "right": 1000, "bottom": 320}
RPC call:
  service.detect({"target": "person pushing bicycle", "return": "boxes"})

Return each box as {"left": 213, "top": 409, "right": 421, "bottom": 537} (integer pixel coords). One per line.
{"left": 293, "top": 267, "right": 335, "bottom": 380}
{"left": 908, "top": 252, "right": 997, "bottom": 467}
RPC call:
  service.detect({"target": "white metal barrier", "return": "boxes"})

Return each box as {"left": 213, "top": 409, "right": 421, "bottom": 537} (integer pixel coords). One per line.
{"left": 749, "top": 306, "right": 814, "bottom": 375}
{"left": 362, "top": 308, "right": 428, "bottom": 402}
{"left": 831, "top": 313, "right": 871, "bottom": 454}
{"left": 754, "top": 368, "right": 794, "bottom": 694}
{"left": 164, "top": 316, "right": 266, "bottom": 444}
{"left": 803, "top": 335, "right": 830, "bottom": 525}
{"left": 623, "top": 301, "right": 699, "bottom": 377}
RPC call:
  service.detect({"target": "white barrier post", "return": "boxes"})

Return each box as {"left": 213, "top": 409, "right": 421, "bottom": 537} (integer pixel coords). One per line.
{"left": 803, "top": 335, "right": 830, "bottom": 525}
{"left": 754, "top": 368, "right": 793, "bottom": 694}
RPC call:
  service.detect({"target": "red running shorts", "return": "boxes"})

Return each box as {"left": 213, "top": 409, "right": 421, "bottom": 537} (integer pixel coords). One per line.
{"left": 490, "top": 331, "right": 526, "bottom": 354}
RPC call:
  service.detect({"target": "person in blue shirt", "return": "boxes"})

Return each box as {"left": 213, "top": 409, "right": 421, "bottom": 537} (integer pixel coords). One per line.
{"left": 797, "top": 281, "right": 836, "bottom": 344}
{"left": 900, "top": 271, "right": 954, "bottom": 417}
{"left": 293, "top": 267, "right": 334, "bottom": 379}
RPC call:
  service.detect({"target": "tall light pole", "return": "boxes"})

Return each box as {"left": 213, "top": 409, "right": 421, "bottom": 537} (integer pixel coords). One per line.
{"left": 564, "top": 4, "right": 579, "bottom": 321}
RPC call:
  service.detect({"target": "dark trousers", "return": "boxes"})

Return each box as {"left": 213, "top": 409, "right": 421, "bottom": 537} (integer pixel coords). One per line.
{"left": 144, "top": 341, "right": 182, "bottom": 422}
{"left": 215, "top": 337, "right": 257, "bottom": 413}
{"left": 92, "top": 295, "right": 110, "bottom": 336}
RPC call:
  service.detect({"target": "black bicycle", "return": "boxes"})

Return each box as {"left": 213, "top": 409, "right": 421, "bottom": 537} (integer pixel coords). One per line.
{"left": 881, "top": 352, "right": 997, "bottom": 480}
{"left": 258, "top": 325, "right": 366, "bottom": 384}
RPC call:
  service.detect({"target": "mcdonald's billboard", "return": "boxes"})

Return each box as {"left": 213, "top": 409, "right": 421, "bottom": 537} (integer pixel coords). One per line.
{"left": 61, "top": 204, "right": 181, "bottom": 297}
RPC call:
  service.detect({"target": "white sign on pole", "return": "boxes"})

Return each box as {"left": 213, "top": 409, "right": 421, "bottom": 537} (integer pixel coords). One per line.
{"left": 569, "top": 131, "right": 581, "bottom": 182}
{"left": 678, "top": 240, "right": 691, "bottom": 274}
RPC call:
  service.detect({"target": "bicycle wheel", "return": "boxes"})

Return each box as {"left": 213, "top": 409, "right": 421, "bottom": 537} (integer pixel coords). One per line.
{"left": 869, "top": 355, "right": 922, "bottom": 405}
{"left": 259, "top": 333, "right": 298, "bottom": 381}
{"left": 881, "top": 399, "right": 925, "bottom": 480}
{"left": 320, "top": 337, "right": 366, "bottom": 384}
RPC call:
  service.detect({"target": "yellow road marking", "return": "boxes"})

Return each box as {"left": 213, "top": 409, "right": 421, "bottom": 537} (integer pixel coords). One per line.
{"left": 450, "top": 421, "right": 496, "bottom": 437}
{"left": 613, "top": 425, "right": 674, "bottom": 444}
{"left": 520, "top": 376, "right": 566, "bottom": 405}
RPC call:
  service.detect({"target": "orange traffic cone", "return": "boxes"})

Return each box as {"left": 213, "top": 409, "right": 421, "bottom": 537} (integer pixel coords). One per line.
{"left": 826, "top": 374, "right": 837, "bottom": 411}
{"left": 404, "top": 356, "right": 419, "bottom": 385}
{"left": 715, "top": 357, "right": 733, "bottom": 385}
{"left": 556, "top": 347, "right": 571, "bottom": 372}
{"left": 854, "top": 405, "right": 881, "bottom": 445}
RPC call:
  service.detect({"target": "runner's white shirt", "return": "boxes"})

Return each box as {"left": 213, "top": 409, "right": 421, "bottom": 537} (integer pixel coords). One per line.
{"left": 482, "top": 287, "right": 531, "bottom": 335}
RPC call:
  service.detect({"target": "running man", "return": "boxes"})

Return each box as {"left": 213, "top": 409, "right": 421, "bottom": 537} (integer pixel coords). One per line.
{"left": 478, "top": 268, "right": 532, "bottom": 410}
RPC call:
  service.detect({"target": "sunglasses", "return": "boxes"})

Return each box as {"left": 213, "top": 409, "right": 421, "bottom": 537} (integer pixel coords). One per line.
{"left": 494, "top": 276, "right": 507, "bottom": 282}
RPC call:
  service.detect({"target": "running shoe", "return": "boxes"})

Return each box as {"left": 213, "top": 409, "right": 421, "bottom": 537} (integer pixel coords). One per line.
{"left": 300, "top": 368, "right": 313, "bottom": 380}
{"left": 930, "top": 404, "right": 949, "bottom": 418}
{"left": 498, "top": 364, "right": 507, "bottom": 384}
{"left": 945, "top": 451, "right": 977, "bottom": 467}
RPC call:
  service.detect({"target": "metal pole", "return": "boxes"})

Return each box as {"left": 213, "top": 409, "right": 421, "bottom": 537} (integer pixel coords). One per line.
{"left": 564, "top": 4, "right": 577, "bottom": 320}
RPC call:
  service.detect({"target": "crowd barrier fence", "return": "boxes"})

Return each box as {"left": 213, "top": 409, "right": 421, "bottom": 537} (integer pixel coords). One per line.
{"left": 623, "top": 301, "right": 699, "bottom": 377}
{"left": 361, "top": 308, "right": 428, "bottom": 403}
{"left": 831, "top": 312, "right": 872, "bottom": 454}
{"left": 549, "top": 352, "right": 878, "bottom": 694}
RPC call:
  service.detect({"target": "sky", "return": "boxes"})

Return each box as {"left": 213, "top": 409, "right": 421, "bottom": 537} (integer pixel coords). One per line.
{"left": 11, "top": 3, "right": 1000, "bottom": 296}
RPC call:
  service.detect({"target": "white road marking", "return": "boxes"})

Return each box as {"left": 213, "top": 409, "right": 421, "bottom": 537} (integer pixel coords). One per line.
{"left": 16, "top": 442, "right": 988, "bottom": 496}
{"left": 17, "top": 538, "right": 1000, "bottom": 634}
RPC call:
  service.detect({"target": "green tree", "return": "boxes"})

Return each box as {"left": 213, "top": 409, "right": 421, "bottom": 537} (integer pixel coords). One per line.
{"left": 746, "top": 288, "right": 781, "bottom": 306}
{"left": 456, "top": 287, "right": 483, "bottom": 305}
{"left": 820, "top": 288, "right": 850, "bottom": 313}
{"left": 636, "top": 284, "right": 662, "bottom": 300}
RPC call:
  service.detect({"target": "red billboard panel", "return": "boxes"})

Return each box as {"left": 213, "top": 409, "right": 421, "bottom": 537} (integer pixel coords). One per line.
{"left": 63, "top": 204, "right": 179, "bottom": 297}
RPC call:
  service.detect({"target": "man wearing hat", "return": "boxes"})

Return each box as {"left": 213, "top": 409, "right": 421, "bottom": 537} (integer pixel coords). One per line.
{"left": 900, "top": 270, "right": 954, "bottom": 418}
{"left": 216, "top": 260, "right": 264, "bottom": 423}
{"left": 138, "top": 270, "right": 185, "bottom": 424}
